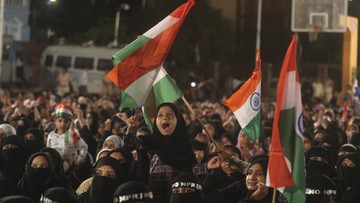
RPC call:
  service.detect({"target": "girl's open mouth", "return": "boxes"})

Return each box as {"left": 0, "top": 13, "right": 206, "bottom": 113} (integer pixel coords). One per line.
{"left": 162, "top": 123, "right": 170, "bottom": 131}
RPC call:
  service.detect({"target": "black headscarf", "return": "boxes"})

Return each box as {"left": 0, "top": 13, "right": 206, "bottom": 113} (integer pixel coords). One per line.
{"left": 0, "top": 135, "right": 25, "bottom": 184}
{"left": 23, "top": 128, "right": 45, "bottom": 160}
{"left": 246, "top": 155, "right": 270, "bottom": 196}
{"left": 140, "top": 103, "right": 196, "bottom": 172}
{"left": 40, "top": 147, "right": 71, "bottom": 188}
{"left": 337, "top": 143, "right": 359, "bottom": 163}
{"left": 336, "top": 153, "right": 360, "bottom": 189}
{"left": 247, "top": 155, "right": 269, "bottom": 175}
{"left": 305, "top": 146, "right": 331, "bottom": 177}
{"left": 336, "top": 153, "right": 360, "bottom": 202}
{"left": 306, "top": 174, "right": 337, "bottom": 203}
{"left": 0, "top": 195, "right": 35, "bottom": 203}
{"left": 108, "top": 147, "right": 134, "bottom": 179}
{"left": 18, "top": 152, "right": 69, "bottom": 201}
{"left": 113, "top": 181, "right": 154, "bottom": 203}
{"left": 15, "top": 116, "right": 32, "bottom": 138}
{"left": 244, "top": 155, "right": 283, "bottom": 202}
{"left": 168, "top": 172, "right": 206, "bottom": 203}
{"left": 84, "top": 156, "right": 128, "bottom": 203}
{"left": 350, "top": 132, "right": 360, "bottom": 153}
{"left": 192, "top": 140, "right": 208, "bottom": 163}
{"left": 40, "top": 187, "right": 78, "bottom": 203}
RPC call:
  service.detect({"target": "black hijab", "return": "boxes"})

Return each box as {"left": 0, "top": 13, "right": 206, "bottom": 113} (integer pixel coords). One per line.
{"left": 336, "top": 153, "right": 360, "bottom": 202}
{"left": 306, "top": 174, "right": 337, "bottom": 203}
{"left": 40, "top": 147, "right": 71, "bottom": 188}
{"left": 40, "top": 187, "right": 78, "bottom": 203}
{"left": 336, "top": 153, "right": 360, "bottom": 189}
{"left": 0, "top": 195, "right": 35, "bottom": 203}
{"left": 84, "top": 156, "right": 129, "bottom": 203}
{"left": 140, "top": 103, "right": 196, "bottom": 172}
{"left": 15, "top": 116, "right": 32, "bottom": 138}
{"left": 246, "top": 155, "right": 270, "bottom": 197}
{"left": 244, "top": 155, "right": 286, "bottom": 202}
{"left": 108, "top": 147, "right": 134, "bottom": 179}
{"left": 337, "top": 143, "right": 359, "bottom": 164}
{"left": 23, "top": 128, "right": 45, "bottom": 160}
{"left": 18, "top": 152, "right": 68, "bottom": 201}
{"left": 305, "top": 146, "right": 331, "bottom": 177}
{"left": 169, "top": 172, "right": 205, "bottom": 203}
{"left": 113, "top": 181, "right": 154, "bottom": 203}
{"left": 0, "top": 135, "right": 26, "bottom": 184}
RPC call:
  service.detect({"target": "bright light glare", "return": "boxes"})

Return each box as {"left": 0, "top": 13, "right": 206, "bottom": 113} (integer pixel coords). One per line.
{"left": 191, "top": 82, "right": 196, "bottom": 87}
{"left": 50, "top": 0, "right": 56, "bottom": 2}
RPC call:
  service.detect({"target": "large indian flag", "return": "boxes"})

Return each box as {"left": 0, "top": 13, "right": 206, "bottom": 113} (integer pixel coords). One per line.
{"left": 266, "top": 35, "right": 306, "bottom": 203}
{"left": 107, "top": 0, "right": 195, "bottom": 107}
{"left": 223, "top": 51, "right": 261, "bottom": 141}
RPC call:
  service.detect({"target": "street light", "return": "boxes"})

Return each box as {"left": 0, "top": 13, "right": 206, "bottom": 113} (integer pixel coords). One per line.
{"left": 113, "top": 3, "right": 130, "bottom": 48}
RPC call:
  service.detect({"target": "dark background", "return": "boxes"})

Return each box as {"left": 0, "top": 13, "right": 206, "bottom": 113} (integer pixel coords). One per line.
{"left": 29, "top": 0, "right": 360, "bottom": 97}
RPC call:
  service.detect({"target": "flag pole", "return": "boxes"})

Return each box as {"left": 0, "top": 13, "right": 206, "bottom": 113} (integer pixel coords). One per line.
{"left": 181, "top": 96, "right": 219, "bottom": 149}
{"left": 272, "top": 188, "right": 277, "bottom": 203}
{"left": 181, "top": 96, "right": 249, "bottom": 172}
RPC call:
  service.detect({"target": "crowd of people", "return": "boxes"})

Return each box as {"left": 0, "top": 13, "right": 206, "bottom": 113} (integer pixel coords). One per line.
{"left": 0, "top": 78, "right": 359, "bottom": 203}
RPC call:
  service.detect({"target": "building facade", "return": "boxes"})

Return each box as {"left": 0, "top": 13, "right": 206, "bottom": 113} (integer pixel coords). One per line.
{"left": 4, "top": 0, "right": 30, "bottom": 41}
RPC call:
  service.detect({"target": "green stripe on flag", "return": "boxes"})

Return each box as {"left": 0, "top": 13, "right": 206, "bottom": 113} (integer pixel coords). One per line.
{"left": 279, "top": 108, "right": 306, "bottom": 203}
{"left": 112, "top": 35, "right": 152, "bottom": 65}
{"left": 242, "top": 112, "right": 260, "bottom": 142}
{"left": 153, "top": 75, "right": 183, "bottom": 106}
{"left": 119, "top": 90, "right": 139, "bottom": 110}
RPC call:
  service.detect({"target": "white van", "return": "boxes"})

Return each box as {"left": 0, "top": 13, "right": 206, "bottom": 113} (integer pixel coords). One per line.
{"left": 40, "top": 45, "right": 119, "bottom": 94}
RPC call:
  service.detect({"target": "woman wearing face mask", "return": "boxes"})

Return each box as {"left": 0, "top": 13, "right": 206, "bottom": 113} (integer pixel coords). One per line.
{"left": 76, "top": 148, "right": 111, "bottom": 196}
{"left": 79, "top": 156, "right": 129, "bottom": 203}
{"left": 0, "top": 135, "right": 26, "bottom": 184}
{"left": 137, "top": 103, "right": 196, "bottom": 203}
{"left": 335, "top": 153, "right": 360, "bottom": 202}
{"left": 40, "top": 147, "right": 72, "bottom": 190}
{"left": 305, "top": 146, "right": 332, "bottom": 178}
{"left": 18, "top": 152, "right": 72, "bottom": 201}
{"left": 23, "top": 128, "right": 45, "bottom": 161}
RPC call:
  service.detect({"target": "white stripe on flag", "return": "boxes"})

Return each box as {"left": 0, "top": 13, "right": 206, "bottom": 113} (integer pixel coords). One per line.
{"left": 124, "top": 66, "right": 162, "bottom": 106}
{"left": 153, "top": 66, "right": 168, "bottom": 84}
{"left": 281, "top": 71, "right": 296, "bottom": 110}
{"left": 144, "top": 16, "right": 179, "bottom": 39}
{"left": 233, "top": 82, "right": 261, "bottom": 128}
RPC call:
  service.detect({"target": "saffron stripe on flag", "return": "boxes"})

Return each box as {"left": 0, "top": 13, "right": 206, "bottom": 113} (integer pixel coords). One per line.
{"left": 232, "top": 82, "right": 261, "bottom": 127}
{"left": 107, "top": 0, "right": 195, "bottom": 91}
{"left": 223, "top": 71, "right": 261, "bottom": 111}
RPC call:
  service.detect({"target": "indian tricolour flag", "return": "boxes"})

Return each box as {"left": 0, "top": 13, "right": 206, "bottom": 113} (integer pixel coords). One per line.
{"left": 266, "top": 35, "right": 306, "bottom": 203}
{"left": 107, "top": 0, "right": 195, "bottom": 110}
{"left": 223, "top": 51, "right": 261, "bottom": 141}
